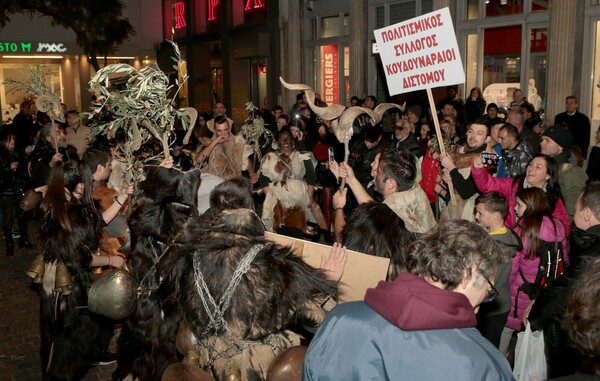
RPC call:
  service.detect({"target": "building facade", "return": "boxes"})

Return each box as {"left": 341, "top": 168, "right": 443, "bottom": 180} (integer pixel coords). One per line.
{"left": 160, "top": 0, "right": 280, "bottom": 126}
{"left": 3, "top": 0, "right": 599, "bottom": 149}
{"left": 0, "top": 0, "right": 162, "bottom": 121}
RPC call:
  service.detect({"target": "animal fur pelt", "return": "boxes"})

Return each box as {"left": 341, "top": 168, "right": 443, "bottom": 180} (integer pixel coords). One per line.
{"left": 39, "top": 204, "right": 104, "bottom": 381}
{"left": 382, "top": 184, "right": 436, "bottom": 234}
{"left": 114, "top": 166, "right": 202, "bottom": 381}
{"left": 161, "top": 209, "right": 337, "bottom": 380}
{"left": 440, "top": 166, "right": 478, "bottom": 222}
{"left": 260, "top": 151, "right": 313, "bottom": 232}
{"left": 263, "top": 179, "right": 310, "bottom": 232}
{"left": 202, "top": 135, "right": 252, "bottom": 180}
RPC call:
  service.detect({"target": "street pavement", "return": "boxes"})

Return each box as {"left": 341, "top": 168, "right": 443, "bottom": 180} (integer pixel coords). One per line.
{"left": 0, "top": 225, "right": 115, "bottom": 381}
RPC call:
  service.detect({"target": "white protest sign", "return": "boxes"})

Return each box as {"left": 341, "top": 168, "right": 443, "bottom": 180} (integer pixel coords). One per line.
{"left": 374, "top": 7, "right": 464, "bottom": 95}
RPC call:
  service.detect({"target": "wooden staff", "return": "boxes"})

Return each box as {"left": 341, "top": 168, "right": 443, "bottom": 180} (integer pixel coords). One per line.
{"left": 426, "top": 88, "right": 456, "bottom": 205}
{"left": 339, "top": 139, "right": 350, "bottom": 191}
{"left": 50, "top": 118, "right": 59, "bottom": 153}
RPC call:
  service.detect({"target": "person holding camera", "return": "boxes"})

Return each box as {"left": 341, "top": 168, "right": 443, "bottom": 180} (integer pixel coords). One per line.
{"left": 0, "top": 128, "right": 35, "bottom": 256}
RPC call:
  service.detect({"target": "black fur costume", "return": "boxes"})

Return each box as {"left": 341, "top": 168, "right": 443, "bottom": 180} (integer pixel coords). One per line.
{"left": 39, "top": 203, "right": 104, "bottom": 381}
{"left": 162, "top": 209, "right": 337, "bottom": 380}
{"left": 114, "top": 166, "right": 202, "bottom": 381}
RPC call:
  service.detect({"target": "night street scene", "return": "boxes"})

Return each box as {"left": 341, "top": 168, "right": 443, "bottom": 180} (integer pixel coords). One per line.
{"left": 1, "top": 1, "right": 599, "bottom": 380}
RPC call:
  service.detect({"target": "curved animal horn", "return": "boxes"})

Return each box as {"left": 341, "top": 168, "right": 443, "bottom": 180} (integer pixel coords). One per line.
{"left": 304, "top": 89, "right": 346, "bottom": 121}
{"left": 372, "top": 102, "right": 406, "bottom": 124}
{"left": 279, "top": 77, "right": 345, "bottom": 121}
{"left": 338, "top": 106, "right": 377, "bottom": 129}
{"left": 182, "top": 107, "right": 199, "bottom": 145}
{"left": 279, "top": 76, "right": 312, "bottom": 91}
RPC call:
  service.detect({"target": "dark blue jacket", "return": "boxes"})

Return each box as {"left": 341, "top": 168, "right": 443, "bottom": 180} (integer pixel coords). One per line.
{"left": 304, "top": 277, "right": 515, "bottom": 381}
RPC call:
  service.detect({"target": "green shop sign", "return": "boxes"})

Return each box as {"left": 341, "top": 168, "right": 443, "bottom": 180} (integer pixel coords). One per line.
{"left": 0, "top": 41, "right": 67, "bottom": 53}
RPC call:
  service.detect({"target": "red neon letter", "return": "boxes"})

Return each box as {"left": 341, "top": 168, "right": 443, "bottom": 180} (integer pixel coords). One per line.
{"left": 244, "top": 0, "right": 265, "bottom": 11}
{"left": 175, "top": 2, "right": 186, "bottom": 29}
{"left": 208, "top": 0, "right": 220, "bottom": 21}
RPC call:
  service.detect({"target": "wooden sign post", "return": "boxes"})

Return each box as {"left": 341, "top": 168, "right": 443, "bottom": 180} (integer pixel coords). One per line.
{"left": 374, "top": 7, "right": 465, "bottom": 204}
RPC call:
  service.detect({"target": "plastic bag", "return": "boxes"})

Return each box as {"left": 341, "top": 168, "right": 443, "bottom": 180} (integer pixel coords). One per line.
{"left": 513, "top": 322, "right": 546, "bottom": 381}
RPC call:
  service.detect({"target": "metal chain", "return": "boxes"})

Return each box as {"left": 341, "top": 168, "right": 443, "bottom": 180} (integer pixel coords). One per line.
{"left": 196, "top": 332, "right": 289, "bottom": 369}
{"left": 138, "top": 215, "right": 194, "bottom": 293}
{"left": 193, "top": 257, "right": 224, "bottom": 332}
{"left": 193, "top": 243, "right": 264, "bottom": 335}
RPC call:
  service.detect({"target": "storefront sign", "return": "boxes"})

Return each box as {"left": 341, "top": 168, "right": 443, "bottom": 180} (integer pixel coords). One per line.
{"left": 0, "top": 41, "right": 67, "bottom": 53}
{"left": 321, "top": 44, "right": 339, "bottom": 105}
{"left": 208, "top": 0, "right": 219, "bottom": 21}
{"left": 207, "top": 0, "right": 266, "bottom": 21}
{"left": 374, "top": 7, "right": 464, "bottom": 95}
{"left": 174, "top": 1, "right": 186, "bottom": 29}
{"left": 244, "top": 0, "right": 264, "bottom": 10}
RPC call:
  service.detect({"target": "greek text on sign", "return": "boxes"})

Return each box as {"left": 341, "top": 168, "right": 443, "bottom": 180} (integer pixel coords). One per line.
{"left": 374, "top": 7, "right": 464, "bottom": 95}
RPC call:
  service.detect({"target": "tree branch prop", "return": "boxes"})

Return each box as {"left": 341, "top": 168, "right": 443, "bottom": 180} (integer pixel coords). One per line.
{"left": 81, "top": 40, "right": 190, "bottom": 184}
{"left": 3, "top": 66, "right": 65, "bottom": 152}
{"left": 239, "top": 102, "right": 274, "bottom": 164}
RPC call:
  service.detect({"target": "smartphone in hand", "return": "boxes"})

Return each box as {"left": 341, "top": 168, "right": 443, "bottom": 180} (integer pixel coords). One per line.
{"left": 328, "top": 147, "right": 335, "bottom": 166}
{"left": 481, "top": 152, "right": 500, "bottom": 166}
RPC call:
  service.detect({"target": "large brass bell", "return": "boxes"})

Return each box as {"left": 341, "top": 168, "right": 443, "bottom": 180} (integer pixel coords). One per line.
{"left": 223, "top": 372, "right": 242, "bottom": 381}
{"left": 161, "top": 362, "right": 215, "bottom": 381}
{"left": 266, "top": 345, "right": 307, "bottom": 381}
{"left": 88, "top": 268, "right": 137, "bottom": 320}
{"left": 54, "top": 262, "right": 74, "bottom": 295}
{"left": 25, "top": 254, "right": 45, "bottom": 283}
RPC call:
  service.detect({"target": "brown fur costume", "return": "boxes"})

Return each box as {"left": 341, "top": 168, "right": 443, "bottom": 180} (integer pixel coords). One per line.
{"left": 260, "top": 151, "right": 314, "bottom": 232}
{"left": 440, "top": 150, "right": 493, "bottom": 221}
{"left": 202, "top": 135, "right": 251, "bottom": 180}
{"left": 113, "top": 166, "right": 202, "bottom": 381}
{"left": 162, "top": 209, "right": 337, "bottom": 380}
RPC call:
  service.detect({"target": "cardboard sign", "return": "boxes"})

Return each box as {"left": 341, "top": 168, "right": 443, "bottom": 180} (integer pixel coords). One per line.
{"left": 374, "top": 7, "right": 464, "bottom": 95}
{"left": 265, "top": 232, "right": 390, "bottom": 302}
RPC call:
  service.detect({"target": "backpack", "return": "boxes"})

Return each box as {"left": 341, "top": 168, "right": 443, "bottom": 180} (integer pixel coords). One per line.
{"left": 518, "top": 240, "right": 565, "bottom": 300}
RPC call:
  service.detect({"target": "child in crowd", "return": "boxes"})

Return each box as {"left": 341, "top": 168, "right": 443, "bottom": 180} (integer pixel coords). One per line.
{"left": 500, "top": 187, "right": 568, "bottom": 355}
{"left": 474, "top": 191, "right": 521, "bottom": 348}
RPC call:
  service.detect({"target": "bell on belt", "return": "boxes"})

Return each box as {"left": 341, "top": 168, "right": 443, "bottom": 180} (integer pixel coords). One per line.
{"left": 223, "top": 372, "right": 242, "bottom": 381}
{"left": 92, "top": 266, "right": 103, "bottom": 278}
{"left": 176, "top": 322, "right": 198, "bottom": 357}
{"left": 25, "top": 254, "right": 45, "bottom": 283}
{"left": 266, "top": 345, "right": 307, "bottom": 381}
{"left": 54, "top": 262, "right": 74, "bottom": 295}
{"left": 88, "top": 268, "right": 137, "bottom": 320}
{"left": 162, "top": 362, "right": 215, "bottom": 381}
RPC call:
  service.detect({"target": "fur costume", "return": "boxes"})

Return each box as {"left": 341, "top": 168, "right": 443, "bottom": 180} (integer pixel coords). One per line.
{"left": 260, "top": 151, "right": 314, "bottom": 232}
{"left": 114, "top": 166, "right": 202, "bottom": 381}
{"left": 39, "top": 204, "right": 104, "bottom": 381}
{"left": 201, "top": 135, "right": 252, "bottom": 180}
{"left": 440, "top": 153, "right": 482, "bottom": 222}
{"left": 382, "top": 183, "right": 436, "bottom": 234}
{"left": 162, "top": 209, "right": 337, "bottom": 381}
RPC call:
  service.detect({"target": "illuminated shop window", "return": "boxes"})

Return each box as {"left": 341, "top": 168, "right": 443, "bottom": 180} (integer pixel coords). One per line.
{"left": 482, "top": 25, "right": 522, "bottom": 109}
{"left": 320, "top": 45, "right": 339, "bottom": 105}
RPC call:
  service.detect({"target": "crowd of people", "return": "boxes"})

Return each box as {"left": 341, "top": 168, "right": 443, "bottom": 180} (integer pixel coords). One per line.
{"left": 2, "top": 85, "right": 600, "bottom": 381}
